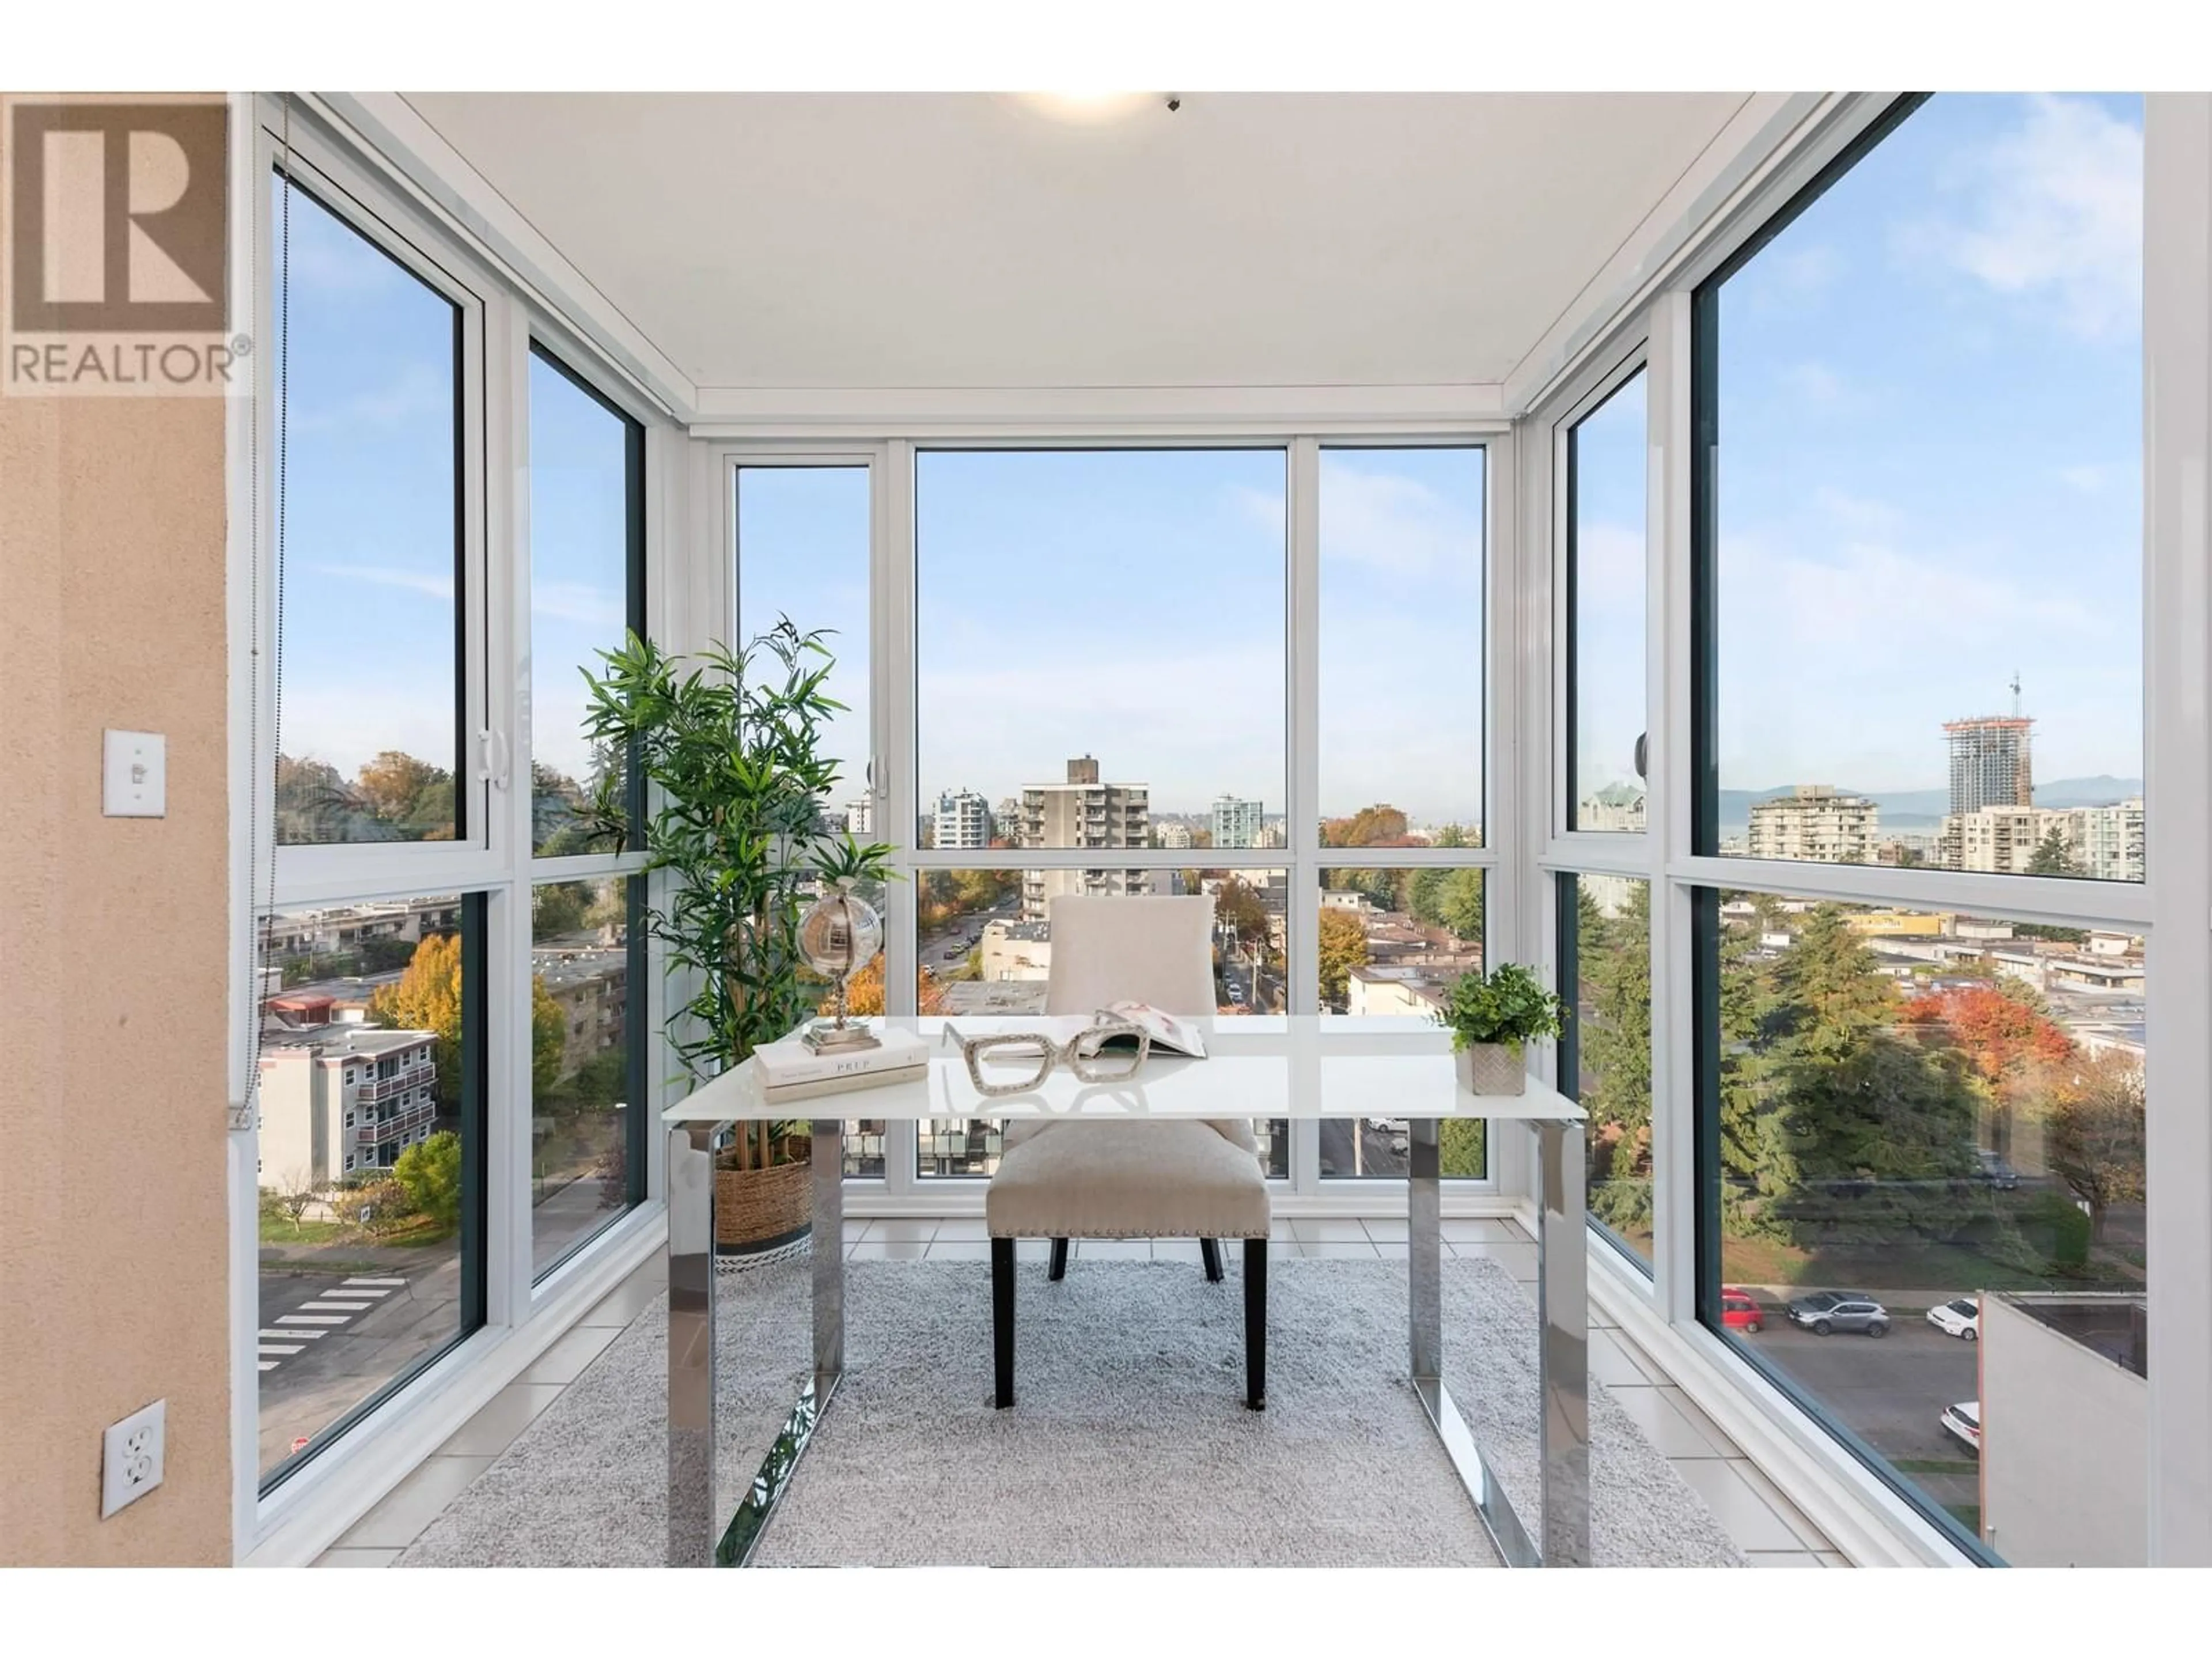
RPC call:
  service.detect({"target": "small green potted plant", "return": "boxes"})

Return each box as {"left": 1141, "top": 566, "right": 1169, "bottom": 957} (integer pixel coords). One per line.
{"left": 1435, "top": 962, "right": 1566, "bottom": 1096}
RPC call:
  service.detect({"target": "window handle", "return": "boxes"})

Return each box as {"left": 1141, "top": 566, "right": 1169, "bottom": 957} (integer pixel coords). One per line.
{"left": 478, "top": 727, "right": 512, "bottom": 791}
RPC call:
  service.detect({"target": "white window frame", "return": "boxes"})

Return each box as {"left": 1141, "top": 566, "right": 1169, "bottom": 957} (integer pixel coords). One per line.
{"left": 1524, "top": 90, "right": 2209, "bottom": 1567}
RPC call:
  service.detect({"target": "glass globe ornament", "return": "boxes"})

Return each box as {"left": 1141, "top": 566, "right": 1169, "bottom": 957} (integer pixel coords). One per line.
{"left": 799, "top": 878, "right": 884, "bottom": 1051}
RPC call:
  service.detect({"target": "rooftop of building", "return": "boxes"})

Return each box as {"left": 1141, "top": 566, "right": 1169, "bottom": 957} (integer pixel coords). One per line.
{"left": 1994, "top": 1291, "right": 2149, "bottom": 1380}
{"left": 260, "top": 1022, "right": 436, "bottom": 1061}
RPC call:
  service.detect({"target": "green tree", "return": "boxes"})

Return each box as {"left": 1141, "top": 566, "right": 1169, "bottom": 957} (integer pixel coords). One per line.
{"left": 532, "top": 974, "right": 567, "bottom": 1094}
{"left": 1317, "top": 907, "right": 1369, "bottom": 1007}
{"left": 1580, "top": 884, "right": 1653, "bottom": 1232}
{"left": 1212, "top": 877, "right": 1271, "bottom": 949}
{"left": 2028, "top": 828, "right": 2082, "bottom": 878}
{"left": 393, "top": 1130, "right": 463, "bottom": 1230}
{"left": 2022, "top": 1050, "right": 2145, "bottom": 1243}
{"left": 1438, "top": 868, "right": 1484, "bottom": 943}
{"left": 532, "top": 881, "right": 592, "bottom": 941}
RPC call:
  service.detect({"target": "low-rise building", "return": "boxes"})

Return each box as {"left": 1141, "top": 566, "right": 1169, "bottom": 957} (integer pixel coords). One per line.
{"left": 1156, "top": 821, "right": 1194, "bottom": 850}
{"left": 257, "top": 1013, "right": 441, "bottom": 1189}
{"left": 1577, "top": 783, "right": 1646, "bottom": 833}
{"left": 1747, "top": 785, "right": 1878, "bottom": 863}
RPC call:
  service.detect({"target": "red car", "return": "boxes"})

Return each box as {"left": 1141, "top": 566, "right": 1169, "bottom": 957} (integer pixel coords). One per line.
{"left": 1719, "top": 1286, "right": 1766, "bottom": 1334}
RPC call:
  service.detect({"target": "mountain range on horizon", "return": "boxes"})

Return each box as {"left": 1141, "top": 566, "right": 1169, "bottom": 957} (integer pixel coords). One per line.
{"left": 1718, "top": 775, "right": 2144, "bottom": 832}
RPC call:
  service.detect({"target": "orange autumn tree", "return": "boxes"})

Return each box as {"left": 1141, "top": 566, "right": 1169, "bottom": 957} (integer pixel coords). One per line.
{"left": 829, "top": 957, "right": 946, "bottom": 1018}
{"left": 1900, "top": 983, "right": 2076, "bottom": 1083}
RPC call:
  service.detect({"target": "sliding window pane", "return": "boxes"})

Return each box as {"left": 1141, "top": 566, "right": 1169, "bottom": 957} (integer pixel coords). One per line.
{"left": 1563, "top": 875, "right": 1652, "bottom": 1265}
{"left": 271, "top": 173, "right": 463, "bottom": 846}
{"left": 531, "top": 876, "right": 642, "bottom": 1275}
{"left": 1568, "top": 373, "right": 1646, "bottom": 830}
{"left": 1700, "top": 95, "right": 2142, "bottom": 878}
{"left": 258, "top": 893, "right": 479, "bottom": 1483}
{"left": 916, "top": 449, "right": 1286, "bottom": 854}
{"left": 529, "top": 349, "right": 642, "bottom": 854}
{"left": 919, "top": 870, "right": 1289, "bottom": 1179}
{"left": 736, "top": 466, "right": 873, "bottom": 835}
{"left": 1699, "top": 889, "right": 2146, "bottom": 1561}
{"left": 1317, "top": 866, "right": 1485, "bottom": 1179}
{"left": 1320, "top": 448, "right": 1484, "bottom": 844}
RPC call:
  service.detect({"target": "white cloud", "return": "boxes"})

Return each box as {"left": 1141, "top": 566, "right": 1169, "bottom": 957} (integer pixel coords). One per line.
{"left": 1896, "top": 94, "right": 2142, "bottom": 339}
{"left": 531, "top": 581, "right": 624, "bottom": 630}
{"left": 309, "top": 562, "right": 453, "bottom": 600}
{"left": 1316, "top": 460, "right": 1478, "bottom": 577}
{"left": 1773, "top": 243, "right": 1842, "bottom": 294}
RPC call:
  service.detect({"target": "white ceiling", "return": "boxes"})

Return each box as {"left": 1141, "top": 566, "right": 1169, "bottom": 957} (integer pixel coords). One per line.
{"left": 401, "top": 92, "right": 1751, "bottom": 394}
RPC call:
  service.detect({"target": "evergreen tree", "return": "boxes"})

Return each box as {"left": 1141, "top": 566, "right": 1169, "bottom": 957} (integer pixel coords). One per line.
{"left": 1579, "top": 884, "right": 1653, "bottom": 1236}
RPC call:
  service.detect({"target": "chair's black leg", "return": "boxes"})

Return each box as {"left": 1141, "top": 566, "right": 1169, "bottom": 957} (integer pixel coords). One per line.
{"left": 1243, "top": 1238, "right": 1267, "bottom": 1410}
{"left": 1048, "top": 1237, "right": 1070, "bottom": 1281}
{"left": 993, "top": 1237, "right": 1016, "bottom": 1408}
{"left": 1200, "top": 1237, "right": 1224, "bottom": 1282}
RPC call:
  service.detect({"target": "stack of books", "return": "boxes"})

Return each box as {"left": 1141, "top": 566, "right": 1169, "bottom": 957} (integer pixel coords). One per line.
{"left": 752, "top": 1025, "right": 930, "bottom": 1104}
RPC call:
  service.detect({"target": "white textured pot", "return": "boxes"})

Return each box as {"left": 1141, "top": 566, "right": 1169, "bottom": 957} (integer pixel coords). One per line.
{"left": 1456, "top": 1042, "right": 1527, "bottom": 1097}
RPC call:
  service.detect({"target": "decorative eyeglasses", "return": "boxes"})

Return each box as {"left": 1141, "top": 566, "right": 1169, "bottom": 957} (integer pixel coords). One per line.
{"left": 941, "top": 1016, "right": 1152, "bottom": 1097}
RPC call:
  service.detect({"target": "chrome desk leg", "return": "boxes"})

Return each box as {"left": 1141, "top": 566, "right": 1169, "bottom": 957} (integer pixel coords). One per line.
{"left": 666, "top": 1121, "right": 719, "bottom": 1567}
{"left": 1407, "top": 1116, "right": 1540, "bottom": 1567}
{"left": 1408, "top": 1117, "right": 1442, "bottom": 1384}
{"left": 812, "top": 1119, "right": 846, "bottom": 1382}
{"left": 1536, "top": 1118, "right": 1592, "bottom": 1567}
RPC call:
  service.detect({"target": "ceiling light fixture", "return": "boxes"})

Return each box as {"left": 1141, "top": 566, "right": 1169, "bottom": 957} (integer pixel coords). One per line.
{"left": 1020, "top": 91, "right": 1161, "bottom": 124}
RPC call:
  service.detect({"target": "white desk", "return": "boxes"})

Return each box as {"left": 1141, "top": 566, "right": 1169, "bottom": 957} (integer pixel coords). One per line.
{"left": 662, "top": 1015, "right": 1589, "bottom": 1567}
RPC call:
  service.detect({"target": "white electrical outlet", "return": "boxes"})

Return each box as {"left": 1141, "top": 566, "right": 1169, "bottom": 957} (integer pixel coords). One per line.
{"left": 101, "top": 1400, "right": 165, "bottom": 1518}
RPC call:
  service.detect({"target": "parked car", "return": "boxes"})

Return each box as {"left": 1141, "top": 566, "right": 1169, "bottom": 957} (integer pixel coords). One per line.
{"left": 941, "top": 941, "right": 967, "bottom": 959}
{"left": 1719, "top": 1286, "right": 1765, "bottom": 1334}
{"left": 1974, "top": 1149, "right": 2020, "bottom": 1190}
{"left": 1927, "top": 1296, "right": 1981, "bottom": 1341}
{"left": 1786, "top": 1290, "right": 1891, "bottom": 1336}
{"left": 1941, "top": 1400, "right": 1982, "bottom": 1454}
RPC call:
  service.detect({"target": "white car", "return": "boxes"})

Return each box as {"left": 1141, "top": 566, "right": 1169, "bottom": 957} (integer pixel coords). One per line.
{"left": 1941, "top": 1400, "right": 1982, "bottom": 1454}
{"left": 1927, "top": 1296, "right": 1980, "bottom": 1341}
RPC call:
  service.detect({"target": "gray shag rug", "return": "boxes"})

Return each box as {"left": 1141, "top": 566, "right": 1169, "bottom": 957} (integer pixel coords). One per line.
{"left": 400, "top": 1256, "right": 1743, "bottom": 1568}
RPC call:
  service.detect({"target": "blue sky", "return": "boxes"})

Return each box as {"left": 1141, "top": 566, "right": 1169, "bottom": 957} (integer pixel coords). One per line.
{"left": 279, "top": 93, "right": 2144, "bottom": 831}
{"left": 1573, "top": 370, "right": 1647, "bottom": 812}
{"left": 1713, "top": 93, "right": 2143, "bottom": 796}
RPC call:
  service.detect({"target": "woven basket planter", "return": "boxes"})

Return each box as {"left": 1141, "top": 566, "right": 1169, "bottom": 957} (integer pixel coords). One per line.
{"left": 1456, "top": 1043, "right": 1527, "bottom": 1097}
{"left": 714, "top": 1156, "right": 812, "bottom": 1256}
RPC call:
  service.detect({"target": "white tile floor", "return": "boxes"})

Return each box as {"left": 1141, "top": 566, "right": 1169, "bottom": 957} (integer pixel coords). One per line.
{"left": 315, "top": 1215, "right": 1845, "bottom": 1568}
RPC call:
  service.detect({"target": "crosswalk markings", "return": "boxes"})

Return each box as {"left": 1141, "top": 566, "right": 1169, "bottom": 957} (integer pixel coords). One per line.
{"left": 278, "top": 1314, "right": 348, "bottom": 1325}
{"left": 258, "top": 1343, "right": 305, "bottom": 1357}
{"left": 300, "top": 1300, "right": 374, "bottom": 1312}
{"left": 260, "top": 1327, "right": 324, "bottom": 1340}
{"left": 343, "top": 1278, "right": 405, "bottom": 1288}
{"left": 337, "top": 1286, "right": 392, "bottom": 1298}
{"left": 257, "top": 1360, "right": 279, "bottom": 1372}
{"left": 261, "top": 1277, "right": 407, "bottom": 1377}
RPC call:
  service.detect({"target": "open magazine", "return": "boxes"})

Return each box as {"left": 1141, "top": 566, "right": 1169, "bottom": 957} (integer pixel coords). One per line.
{"left": 1065, "top": 1001, "right": 1208, "bottom": 1060}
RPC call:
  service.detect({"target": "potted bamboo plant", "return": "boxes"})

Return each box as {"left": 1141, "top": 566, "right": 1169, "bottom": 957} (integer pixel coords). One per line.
{"left": 582, "top": 619, "right": 893, "bottom": 1255}
{"left": 1435, "top": 962, "right": 1567, "bottom": 1097}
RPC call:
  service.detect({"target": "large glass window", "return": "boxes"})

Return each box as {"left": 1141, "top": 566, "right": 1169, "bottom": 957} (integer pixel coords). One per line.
{"left": 916, "top": 449, "right": 1287, "bottom": 838}
{"left": 735, "top": 465, "right": 875, "bottom": 1175}
{"left": 918, "top": 871, "right": 1290, "bottom": 1179}
{"left": 257, "top": 893, "right": 482, "bottom": 1483}
{"left": 1560, "top": 875, "right": 1653, "bottom": 1264}
{"left": 529, "top": 347, "right": 643, "bottom": 855}
{"left": 1697, "top": 95, "right": 2143, "bottom": 880}
{"left": 529, "top": 876, "right": 643, "bottom": 1275}
{"left": 271, "top": 174, "right": 464, "bottom": 847}
{"left": 1316, "top": 866, "right": 1485, "bottom": 1179}
{"left": 1319, "top": 447, "right": 1484, "bottom": 840}
{"left": 1566, "top": 370, "right": 1647, "bottom": 831}
{"left": 1696, "top": 888, "right": 2146, "bottom": 1560}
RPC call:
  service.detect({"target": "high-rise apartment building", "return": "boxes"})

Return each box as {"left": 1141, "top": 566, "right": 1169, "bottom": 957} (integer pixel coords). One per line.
{"left": 1944, "top": 713, "right": 2034, "bottom": 865}
{"left": 1746, "top": 785, "right": 1879, "bottom": 863}
{"left": 1019, "top": 755, "right": 1152, "bottom": 919}
{"left": 1211, "top": 794, "right": 1265, "bottom": 849}
{"left": 1946, "top": 798, "right": 2145, "bottom": 882}
{"left": 932, "top": 787, "right": 991, "bottom": 850}
{"left": 842, "top": 796, "right": 874, "bottom": 836}
{"left": 2072, "top": 798, "right": 2145, "bottom": 883}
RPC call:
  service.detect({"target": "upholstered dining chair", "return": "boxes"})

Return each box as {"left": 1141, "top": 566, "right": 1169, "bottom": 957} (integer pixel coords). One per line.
{"left": 984, "top": 895, "right": 1270, "bottom": 1411}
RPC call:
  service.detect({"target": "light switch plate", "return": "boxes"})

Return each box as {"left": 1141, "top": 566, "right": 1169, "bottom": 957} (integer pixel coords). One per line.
{"left": 101, "top": 1399, "right": 165, "bottom": 1517}
{"left": 103, "top": 729, "right": 165, "bottom": 817}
